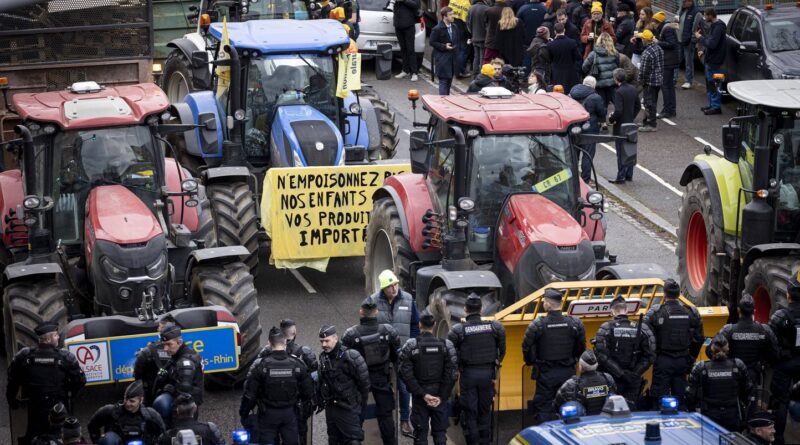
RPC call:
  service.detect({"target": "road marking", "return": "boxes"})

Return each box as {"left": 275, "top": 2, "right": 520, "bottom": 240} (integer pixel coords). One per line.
{"left": 290, "top": 269, "right": 317, "bottom": 294}
{"left": 599, "top": 143, "right": 683, "bottom": 197}
{"left": 693, "top": 136, "right": 724, "bottom": 155}
{"left": 661, "top": 118, "right": 677, "bottom": 126}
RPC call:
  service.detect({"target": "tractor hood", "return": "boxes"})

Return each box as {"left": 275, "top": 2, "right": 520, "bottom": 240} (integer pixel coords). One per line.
{"left": 86, "top": 185, "right": 163, "bottom": 245}
{"left": 270, "top": 104, "right": 344, "bottom": 167}
{"left": 496, "top": 194, "right": 595, "bottom": 298}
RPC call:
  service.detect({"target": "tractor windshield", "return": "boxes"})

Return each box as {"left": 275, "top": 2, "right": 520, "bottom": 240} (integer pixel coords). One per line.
{"left": 469, "top": 133, "right": 576, "bottom": 231}
{"left": 242, "top": 0, "right": 310, "bottom": 19}
{"left": 52, "top": 125, "right": 159, "bottom": 243}
{"left": 775, "top": 114, "right": 800, "bottom": 236}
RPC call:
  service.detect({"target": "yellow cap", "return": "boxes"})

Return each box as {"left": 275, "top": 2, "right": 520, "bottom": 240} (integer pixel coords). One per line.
{"left": 343, "top": 24, "right": 351, "bottom": 33}
{"left": 379, "top": 270, "right": 399, "bottom": 289}
{"left": 640, "top": 29, "right": 654, "bottom": 40}
{"left": 653, "top": 11, "right": 666, "bottom": 22}
{"left": 480, "top": 63, "right": 495, "bottom": 78}
{"left": 591, "top": 1, "right": 603, "bottom": 13}
{"left": 330, "top": 6, "right": 345, "bottom": 20}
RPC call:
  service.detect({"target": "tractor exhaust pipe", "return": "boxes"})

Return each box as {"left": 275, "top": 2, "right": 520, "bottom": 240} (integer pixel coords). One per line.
{"left": 15, "top": 125, "right": 37, "bottom": 194}
{"left": 441, "top": 127, "right": 471, "bottom": 270}
{"left": 223, "top": 44, "right": 247, "bottom": 166}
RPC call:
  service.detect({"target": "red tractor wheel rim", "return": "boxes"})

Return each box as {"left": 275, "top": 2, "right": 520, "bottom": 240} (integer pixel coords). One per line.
{"left": 686, "top": 211, "right": 709, "bottom": 291}
{"left": 752, "top": 286, "right": 771, "bottom": 323}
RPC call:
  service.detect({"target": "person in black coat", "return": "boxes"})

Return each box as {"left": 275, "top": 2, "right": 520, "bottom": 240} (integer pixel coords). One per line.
{"left": 569, "top": 76, "right": 607, "bottom": 183}
{"left": 393, "top": 0, "right": 421, "bottom": 80}
{"left": 430, "top": 6, "right": 459, "bottom": 95}
{"left": 555, "top": 9, "right": 581, "bottom": 44}
{"left": 695, "top": 7, "right": 726, "bottom": 114}
{"left": 614, "top": 4, "right": 635, "bottom": 57}
{"left": 496, "top": 7, "right": 525, "bottom": 66}
{"left": 653, "top": 12, "right": 679, "bottom": 118}
{"left": 608, "top": 68, "right": 640, "bottom": 183}
{"left": 468, "top": 63, "right": 498, "bottom": 92}
{"left": 547, "top": 22, "right": 581, "bottom": 92}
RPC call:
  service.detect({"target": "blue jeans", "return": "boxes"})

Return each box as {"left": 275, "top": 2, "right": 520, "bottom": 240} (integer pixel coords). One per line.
{"left": 705, "top": 64, "right": 722, "bottom": 110}
{"left": 153, "top": 392, "right": 174, "bottom": 426}
{"left": 98, "top": 432, "right": 122, "bottom": 445}
{"left": 438, "top": 77, "right": 453, "bottom": 95}
{"left": 683, "top": 43, "right": 695, "bottom": 83}
{"left": 615, "top": 138, "right": 634, "bottom": 181}
{"left": 580, "top": 143, "right": 596, "bottom": 183}
{"left": 398, "top": 377, "right": 410, "bottom": 422}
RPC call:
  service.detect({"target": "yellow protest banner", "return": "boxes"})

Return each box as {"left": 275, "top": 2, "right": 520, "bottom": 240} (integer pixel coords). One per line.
{"left": 336, "top": 52, "right": 362, "bottom": 98}
{"left": 262, "top": 164, "right": 410, "bottom": 264}
{"left": 215, "top": 17, "right": 230, "bottom": 98}
{"left": 449, "top": 0, "right": 470, "bottom": 22}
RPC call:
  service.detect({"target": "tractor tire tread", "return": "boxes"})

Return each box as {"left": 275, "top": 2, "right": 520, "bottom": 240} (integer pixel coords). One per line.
{"left": 364, "top": 198, "right": 416, "bottom": 295}
{"left": 743, "top": 257, "right": 800, "bottom": 322}
{"left": 207, "top": 182, "right": 260, "bottom": 276}
{"left": 3, "top": 279, "right": 68, "bottom": 362}
{"left": 360, "top": 87, "right": 399, "bottom": 160}
{"left": 162, "top": 50, "right": 195, "bottom": 104}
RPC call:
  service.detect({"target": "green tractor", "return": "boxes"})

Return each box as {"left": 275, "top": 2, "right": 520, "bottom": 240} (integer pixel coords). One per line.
{"left": 677, "top": 79, "right": 800, "bottom": 321}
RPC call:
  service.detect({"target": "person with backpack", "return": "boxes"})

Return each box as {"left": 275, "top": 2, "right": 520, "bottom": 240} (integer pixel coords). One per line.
{"left": 554, "top": 350, "right": 617, "bottom": 415}
{"left": 768, "top": 274, "right": 800, "bottom": 445}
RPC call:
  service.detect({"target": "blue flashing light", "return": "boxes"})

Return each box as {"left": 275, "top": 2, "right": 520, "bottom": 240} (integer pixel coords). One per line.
{"left": 660, "top": 396, "right": 679, "bottom": 412}
{"left": 232, "top": 429, "right": 250, "bottom": 444}
{"left": 559, "top": 401, "right": 584, "bottom": 424}
{"left": 127, "top": 441, "right": 144, "bottom": 445}
{"left": 561, "top": 404, "right": 579, "bottom": 418}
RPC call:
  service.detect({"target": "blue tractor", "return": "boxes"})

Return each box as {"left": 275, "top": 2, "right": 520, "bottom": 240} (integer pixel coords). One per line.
{"left": 163, "top": 18, "right": 399, "bottom": 274}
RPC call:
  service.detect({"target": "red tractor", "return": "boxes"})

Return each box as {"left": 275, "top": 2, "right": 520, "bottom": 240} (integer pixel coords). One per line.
{"left": 364, "top": 88, "right": 666, "bottom": 330}
{"left": 0, "top": 81, "right": 262, "bottom": 385}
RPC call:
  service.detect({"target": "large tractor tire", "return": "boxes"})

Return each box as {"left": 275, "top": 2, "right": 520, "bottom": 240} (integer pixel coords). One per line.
{"left": 193, "top": 185, "right": 218, "bottom": 249}
{"left": 190, "top": 261, "right": 263, "bottom": 386}
{"left": 426, "top": 287, "right": 500, "bottom": 338}
{"left": 743, "top": 257, "right": 799, "bottom": 323}
{"left": 3, "top": 279, "right": 68, "bottom": 363}
{"left": 162, "top": 50, "right": 195, "bottom": 104}
{"left": 364, "top": 197, "right": 417, "bottom": 295}
{"left": 676, "top": 177, "right": 726, "bottom": 306}
{"left": 360, "top": 87, "right": 399, "bottom": 160}
{"left": 206, "top": 182, "right": 260, "bottom": 276}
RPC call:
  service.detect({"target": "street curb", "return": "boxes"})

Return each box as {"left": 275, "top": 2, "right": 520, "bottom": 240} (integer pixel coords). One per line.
{"left": 597, "top": 176, "right": 678, "bottom": 240}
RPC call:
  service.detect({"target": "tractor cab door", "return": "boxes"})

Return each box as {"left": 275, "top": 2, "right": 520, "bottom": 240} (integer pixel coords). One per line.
{"left": 427, "top": 119, "right": 456, "bottom": 214}
{"left": 773, "top": 114, "right": 800, "bottom": 239}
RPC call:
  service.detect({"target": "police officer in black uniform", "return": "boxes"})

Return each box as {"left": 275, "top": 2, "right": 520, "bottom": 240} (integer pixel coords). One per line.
{"left": 134, "top": 314, "right": 179, "bottom": 405}
{"left": 718, "top": 293, "right": 779, "bottom": 393}
{"left": 151, "top": 324, "right": 204, "bottom": 426}
{"left": 6, "top": 322, "right": 86, "bottom": 445}
{"left": 399, "top": 314, "right": 458, "bottom": 445}
{"left": 87, "top": 380, "right": 166, "bottom": 445}
{"left": 30, "top": 402, "right": 68, "bottom": 445}
{"left": 768, "top": 273, "right": 800, "bottom": 445}
{"left": 522, "top": 288, "right": 587, "bottom": 424}
{"left": 686, "top": 334, "right": 753, "bottom": 432}
{"left": 62, "top": 417, "right": 91, "bottom": 445}
{"left": 241, "top": 326, "right": 314, "bottom": 445}
{"left": 318, "top": 324, "right": 371, "bottom": 445}
{"left": 642, "top": 278, "right": 704, "bottom": 409}
{"left": 158, "top": 394, "right": 224, "bottom": 445}
{"left": 594, "top": 295, "right": 656, "bottom": 409}
{"left": 554, "top": 350, "right": 617, "bottom": 415}
{"left": 744, "top": 411, "right": 777, "bottom": 445}
{"left": 342, "top": 301, "right": 401, "bottom": 445}
{"left": 447, "top": 294, "right": 506, "bottom": 445}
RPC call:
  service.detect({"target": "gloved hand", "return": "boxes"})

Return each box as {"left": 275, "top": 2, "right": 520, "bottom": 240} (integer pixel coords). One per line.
{"left": 163, "top": 384, "right": 176, "bottom": 395}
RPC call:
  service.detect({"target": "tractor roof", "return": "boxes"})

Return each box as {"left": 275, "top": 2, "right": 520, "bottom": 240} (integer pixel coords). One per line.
{"left": 728, "top": 79, "right": 800, "bottom": 109}
{"left": 12, "top": 83, "right": 169, "bottom": 130}
{"left": 209, "top": 19, "right": 350, "bottom": 55}
{"left": 421, "top": 92, "right": 589, "bottom": 134}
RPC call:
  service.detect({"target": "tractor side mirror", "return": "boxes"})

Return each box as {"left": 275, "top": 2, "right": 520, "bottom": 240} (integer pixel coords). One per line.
{"left": 197, "top": 112, "right": 220, "bottom": 155}
{"left": 409, "top": 130, "right": 429, "bottom": 175}
{"left": 722, "top": 124, "right": 742, "bottom": 164}
{"left": 619, "top": 123, "right": 638, "bottom": 167}
{"left": 190, "top": 51, "right": 212, "bottom": 91}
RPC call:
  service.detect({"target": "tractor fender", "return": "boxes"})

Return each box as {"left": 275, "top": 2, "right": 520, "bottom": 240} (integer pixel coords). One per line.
{"left": 165, "top": 158, "right": 201, "bottom": 232}
{"left": 184, "top": 90, "right": 224, "bottom": 158}
{"left": 190, "top": 246, "right": 250, "bottom": 266}
{"left": 372, "top": 173, "right": 435, "bottom": 255}
{"left": 0, "top": 169, "right": 26, "bottom": 248}
{"left": 3, "top": 262, "right": 63, "bottom": 284}
{"left": 166, "top": 37, "right": 202, "bottom": 65}
{"left": 414, "top": 264, "right": 502, "bottom": 307}
{"left": 202, "top": 166, "right": 251, "bottom": 183}
{"left": 596, "top": 262, "right": 670, "bottom": 280}
{"left": 170, "top": 102, "right": 202, "bottom": 158}
{"left": 343, "top": 92, "right": 376, "bottom": 150}
{"left": 679, "top": 155, "right": 743, "bottom": 235}
{"left": 740, "top": 243, "right": 800, "bottom": 284}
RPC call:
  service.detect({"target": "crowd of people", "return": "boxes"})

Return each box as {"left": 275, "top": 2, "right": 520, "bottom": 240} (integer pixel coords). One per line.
{"left": 7, "top": 272, "right": 800, "bottom": 445}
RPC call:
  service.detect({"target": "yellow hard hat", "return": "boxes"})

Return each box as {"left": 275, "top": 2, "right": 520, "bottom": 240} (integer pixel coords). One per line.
{"left": 480, "top": 63, "right": 495, "bottom": 78}
{"left": 591, "top": 1, "right": 602, "bottom": 13}
{"left": 640, "top": 29, "right": 654, "bottom": 40}
{"left": 653, "top": 11, "right": 666, "bottom": 22}
{"left": 379, "top": 270, "right": 399, "bottom": 289}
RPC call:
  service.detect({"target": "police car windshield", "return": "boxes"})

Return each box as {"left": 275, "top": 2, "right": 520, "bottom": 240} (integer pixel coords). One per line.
{"left": 765, "top": 17, "right": 800, "bottom": 52}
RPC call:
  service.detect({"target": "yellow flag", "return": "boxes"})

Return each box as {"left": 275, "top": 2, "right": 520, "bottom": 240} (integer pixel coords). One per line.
{"left": 449, "top": 0, "right": 470, "bottom": 22}
{"left": 335, "top": 52, "right": 361, "bottom": 99}
{"left": 215, "top": 17, "right": 231, "bottom": 98}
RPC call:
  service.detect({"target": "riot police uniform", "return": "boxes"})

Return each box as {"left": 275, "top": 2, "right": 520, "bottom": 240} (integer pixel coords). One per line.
{"left": 447, "top": 295, "right": 506, "bottom": 445}
{"left": 158, "top": 394, "right": 224, "bottom": 445}
{"left": 686, "top": 335, "right": 753, "bottom": 432}
{"left": 399, "top": 316, "right": 458, "bottom": 445}
{"left": 594, "top": 296, "right": 656, "bottom": 408}
{"left": 718, "top": 294, "right": 779, "bottom": 389}
{"left": 134, "top": 339, "right": 171, "bottom": 405}
{"left": 6, "top": 322, "right": 86, "bottom": 445}
{"left": 522, "top": 289, "right": 586, "bottom": 424}
{"left": 342, "top": 304, "right": 401, "bottom": 445}
{"left": 767, "top": 277, "right": 800, "bottom": 445}
{"left": 30, "top": 402, "right": 68, "bottom": 445}
{"left": 554, "top": 351, "right": 617, "bottom": 415}
{"left": 151, "top": 325, "right": 204, "bottom": 425}
{"left": 743, "top": 411, "right": 776, "bottom": 445}
{"left": 87, "top": 381, "right": 166, "bottom": 445}
{"left": 318, "top": 325, "right": 371, "bottom": 445}
{"left": 642, "top": 279, "right": 704, "bottom": 408}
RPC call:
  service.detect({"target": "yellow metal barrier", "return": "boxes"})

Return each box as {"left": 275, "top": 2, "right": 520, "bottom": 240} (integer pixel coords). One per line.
{"left": 488, "top": 278, "right": 729, "bottom": 412}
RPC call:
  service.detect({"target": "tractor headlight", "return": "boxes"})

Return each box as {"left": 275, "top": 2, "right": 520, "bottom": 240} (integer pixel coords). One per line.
{"left": 586, "top": 191, "right": 603, "bottom": 205}
{"left": 102, "top": 256, "right": 129, "bottom": 283}
{"left": 349, "top": 102, "right": 362, "bottom": 114}
{"left": 181, "top": 178, "right": 198, "bottom": 192}
{"left": 23, "top": 195, "right": 41, "bottom": 210}
{"left": 538, "top": 263, "right": 566, "bottom": 284}
{"left": 146, "top": 253, "right": 167, "bottom": 279}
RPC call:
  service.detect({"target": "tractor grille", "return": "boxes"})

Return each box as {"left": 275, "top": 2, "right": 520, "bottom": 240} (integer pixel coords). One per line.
{"left": 291, "top": 120, "right": 339, "bottom": 166}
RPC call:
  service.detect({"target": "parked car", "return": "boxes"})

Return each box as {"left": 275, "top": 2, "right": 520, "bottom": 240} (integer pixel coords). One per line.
{"left": 355, "top": 0, "right": 426, "bottom": 62}
{"left": 724, "top": 4, "right": 800, "bottom": 82}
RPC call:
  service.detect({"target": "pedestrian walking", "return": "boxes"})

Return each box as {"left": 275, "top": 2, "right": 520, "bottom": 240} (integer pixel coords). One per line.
{"left": 149, "top": 324, "right": 204, "bottom": 426}
{"left": 528, "top": 26, "right": 551, "bottom": 82}
{"left": 318, "top": 325, "right": 371, "bottom": 445}
{"left": 686, "top": 334, "right": 753, "bottom": 432}
{"left": 467, "top": 0, "right": 491, "bottom": 77}
{"left": 614, "top": 4, "right": 635, "bottom": 57}
{"left": 87, "top": 381, "right": 166, "bottom": 445}
{"left": 528, "top": 69, "right": 548, "bottom": 93}
{"left": 448, "top": 294, "right": 506, "bottom": 445}
{"left": 608, "top": 68, "right": 640, "bottom": 183}
{"left": 431, "top": 7, "right": 460, "bottom": 95}
{"left": 517, "top": 0, "right": 547, "bottom": 71}
{"left": 483, "top": 0, "right": 506, "bottom": 63}
{"left": 744, "top": 411, "right": 777, "bottom": 445}
{"left": 342, "top": 301, "right": 401, "bottom": 445}
{"left": 547, "top": 22, "right": 582, "bottom": 92}
{"left": 554, "top": 350, "right": 617, "bottom": 415}
{"left": 580, "top": 2, "right": 616, "bottom": 58}
{"left": 653, "top": 11, "right": 679, "bottom": 118}
{"left": 582, "top": 32, "right": 619, "bottom": 104}
{"left": 364, "top": 269, "right": 420, "bottom": 437}
{"left": 496, "top": 7, "right": 525, "bottom": 66}
{"left": 393, "top": 0, "right": 421, "bottom": 81}
{"left": 695, "top": 7, "right": 725, "bottom": 115}
{"left": 630, "top": 6, "right": 654, "bottom": 66}
{"left": 637, "top": 29, "right": 663, "bottom": 132}
{"left": 6, "top": 321, "right": 86, "bottom": 445}
{"left": 468, "top": 63, "right": 498, "bottom": 92}
{"left": 594, "top": 295, "right": 656, "bottom": 409}
{"left": 677, "top": 0, "right": 698, "bottom": 88}
{"left": 398, "top": 314, "right": 458, "bottom": 445}
{"left": 569, "top": 76, "right": 606, "bottom": 183}
{"left": 643, "top": 279, "right": 704, "bottom": 410}
{"left": 134, "top": 314, "right": 178, "bottom": 405}
{"left": 522, "top": 288, "right": 587, "bottom": 424}
{"left": 160, "top": 394, "right": 225, "bottom": 445}
{"left": 768, "top": 274, "right": 800, "bottom": 445}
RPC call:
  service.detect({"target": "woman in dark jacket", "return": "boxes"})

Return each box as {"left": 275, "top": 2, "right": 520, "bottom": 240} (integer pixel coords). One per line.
{"left": 654, "top": 13, "right": 680, "bottom": 117}
{"left": 582, "top": 32, "right": 619, "bottom": 104}
{"left": 614, "top": 4, "right": 635, "bottom": 57}
{"left": 496, "top": 7, "right": 525, "bottom": 66}
{"left": 630, "top": 6, "right": 654, "bottom": 66}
